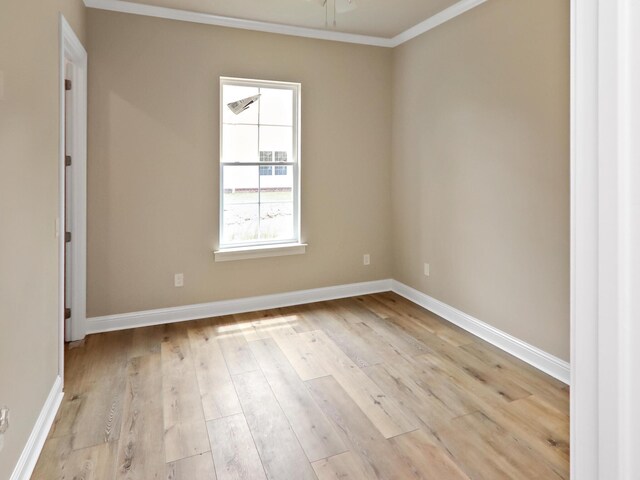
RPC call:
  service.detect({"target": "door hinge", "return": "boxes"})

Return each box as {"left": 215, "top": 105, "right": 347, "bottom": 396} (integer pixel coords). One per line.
{"left": 65, "top": 231, "right": 71, "bottom": 243}
{"left": 65, "top": 155, "right": 72, "bottom": 167}
{"left": 65, "top": 79, "right": 72, "bottom": 91}
{"left": 64, "top": 308, "right": 71, "bottom": 320}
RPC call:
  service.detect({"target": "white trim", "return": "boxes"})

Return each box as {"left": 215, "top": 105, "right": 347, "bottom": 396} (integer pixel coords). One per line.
{"left": 214, "top": 243, "right": 307, "bottom": 262}
{"left": 570, "top": 0, "right": 598, "bottom": 476}
{"left": 59, "top": 16, "right": 88, "bottom": 353}
{"left": 388, "top": 0, "right": 488, "bottom": 47}
{"left": 83, "top": 0, "right": 392, "bottom": 47}
{"left": 571, "top": 0, "right": 640, "bottom": 477}
{"left": 86, "top": 279, "right": 393, "bottom": 333}
{"left": 10, "top": 376, "right": 64, "bottom": 480}
{"left": 218, "top": 77, "right": 302, "bottom": 251}
{"left": 391, "top": 281, "right": 570, "bottom": 384}
{"left": 82, "top": 0, "right": 486, "bottom": 48}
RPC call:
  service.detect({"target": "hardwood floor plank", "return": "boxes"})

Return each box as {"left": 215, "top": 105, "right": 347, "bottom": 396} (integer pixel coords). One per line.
{"left": 233, "top": 310, "right": 277, "bottom": 342}
{"left": 188, "top": 322, "right": 242, "bottom": 421}
{"left": 166, "top": 452, "right": 217, "bottom": 480}
{"left": 352, "top": 295, "right": 399, "bottom": 319}
{"left": 62, "top": 341, "right": 89, "bottom": 394}
{"left": 270, "top": 325, "right": 329, "bottom": 380}
{"left": 232, "top": 370, "right": 317, "bottom": 480}
{"left": 306, "top": 375, "right": 417, "bottom": 480}
{"left": 217, "top": 331, "right": 260, "bottom": 376}
{"left": 489, "top": 395, "right": 570, "bottom": 478}
{"left": 389, "top": 429, "right": 471, "bottom": 480}
{"left": 363, "top": 361, "right": 464, "bottom": 431}
{"left": 273, "top": 306, "right": 318, "bottom": 333}
{"left": 248, "top": 337, "right": 347, "bottom": 462}
{"left": 128, "top": 324, "right": 169, "bottom": 359}
{"left": 32, "top": 435, "right": 117, "bottom": 480}
{"left": 438, "top": 411, "right": 565, "bottom": 480}
{"left": 161, "top": 327, "right": 210, "bottom": 463}
{"left": 358, "top": 311, "right": 431, "bottom": 357}
{"left": 47, "top": 389, "right": 84, "bottom": 439}
{"left": 207, "top": 414, "right": 266, "bottom": 480}
{"left": 311, "top": 452, "right": 371, "bottom": 480}
{"left": 72, "top": 372, "right": 126, "bottom": 449}
{"left": 342, "top": 320, "right": 414, "bottom": 366}
{"left": 116, "top": 354, "right": 165, "bottom": 479}
{"left": 70, "top": 332, "right": 131, "bottom": 450}
{"left": 417, "top": 344, "right": 532, "bottom": 403}
{"left": 410, "top": 354, "right": 510, "bottom": 414}
{"left": 372, "top": 292, "right": 476, "bottom": 347}
{"left": 300, "top": 329, "right": 418, "bottom": 439}
{"left": 302, "top": 304, "right": 385, "bottom": 368}
{"left": 460, "top": 340, "right": 570, "bottom": 412}
{"left": 384, "top": 315, "right": 533, "bottom": 404}
{"left": 330, "top": 298, "right": 377, "bottom": 324}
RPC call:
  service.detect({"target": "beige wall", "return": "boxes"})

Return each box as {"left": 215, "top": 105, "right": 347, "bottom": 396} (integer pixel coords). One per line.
{"left": 391, "top": 0, "right": 570, "bottom": 360}
{"left": 0, "top": 1, "right": 86, "bottom": 477}
{"left": 86, "top": 10, "right": 393, "bottom": 317}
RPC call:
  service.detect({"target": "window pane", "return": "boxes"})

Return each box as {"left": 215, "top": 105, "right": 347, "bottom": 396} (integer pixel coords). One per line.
{"left": 260, "top": 202, "right": 294, "bottom": 241}
{"left": 222, "top": 125, "right": 258, "bottom": 163}
{"left": 259, "top": 126, "right": 293, "bottom": 162}
{"left": 259, "top": 87, "right": 293, "bottom": 126}
{"left": 222, "top": 166, "right": 259, "bottom": 244}
{"left": 223, "top": 85, "right": 259, "bottom": 124}
{"left": 223, "top": 165, "right": 259, "bottom": 203}
{"left": 260, "top": 169, "right": 293, "bottom": 202}
{"left": 223, "top": 203, "right": 259, "bottom": 244}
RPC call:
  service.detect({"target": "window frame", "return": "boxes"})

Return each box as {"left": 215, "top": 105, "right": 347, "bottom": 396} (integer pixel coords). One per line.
{"left": 218, "top": 77, "right": 301, "bottom": 251}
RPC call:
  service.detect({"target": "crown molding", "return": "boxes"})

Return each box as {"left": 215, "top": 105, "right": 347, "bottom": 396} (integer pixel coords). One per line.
{"left": 83, "top": 0, "right": 487, "bottom": 48}
{"left": 388, "top": 0, "right": 488, "bottom": 47}
{"left": 83, "top": 0, "right": 393, "bottom": 47}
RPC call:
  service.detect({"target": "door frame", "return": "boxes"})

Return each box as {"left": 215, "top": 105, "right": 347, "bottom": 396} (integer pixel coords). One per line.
{"left": 571, "top": 0, "right": 640, "bottom": 477}
{"left": 59, "top": 15, "right": 87, "bottom": 380}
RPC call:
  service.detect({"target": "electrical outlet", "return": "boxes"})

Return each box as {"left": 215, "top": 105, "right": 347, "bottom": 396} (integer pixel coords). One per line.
{"left": 174, "top": 273, "right": 184, "bottom": 287}
{"left": 363, "top": 254, "right": 370, "bottom": 266}
{"left": 424, "top": 263, "right": 430, "bottom": 276}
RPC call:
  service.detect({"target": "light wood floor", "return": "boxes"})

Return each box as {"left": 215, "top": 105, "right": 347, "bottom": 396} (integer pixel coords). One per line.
{"left": 33, "top": 292, "right": 569, "bottom": 479}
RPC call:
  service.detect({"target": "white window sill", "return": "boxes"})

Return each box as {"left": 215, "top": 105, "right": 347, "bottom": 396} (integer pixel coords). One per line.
{"left": 214, "top": 243, "right": 307, "bottom": 262}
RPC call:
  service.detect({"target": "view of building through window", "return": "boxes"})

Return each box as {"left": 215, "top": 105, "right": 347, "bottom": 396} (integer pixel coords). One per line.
{"left": 220, "top": 79, "right": 299, "bottom": 247}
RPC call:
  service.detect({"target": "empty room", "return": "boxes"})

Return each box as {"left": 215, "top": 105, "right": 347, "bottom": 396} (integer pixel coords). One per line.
{"left": 2, "top": 0, "right": 639, "bottom": 479}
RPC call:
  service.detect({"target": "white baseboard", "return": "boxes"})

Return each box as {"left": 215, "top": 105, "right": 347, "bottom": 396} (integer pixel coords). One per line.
{"left": 86, "top": 278, "right": 569, "bottom": 384}
{"left": 391, "top": 280, "right": 570, "bottom": 384}
{"left": 86, "top": 279, "right": 393, "bottom": 334}
{"left": 10, "top": 375, "right": 64, "bottom": 480}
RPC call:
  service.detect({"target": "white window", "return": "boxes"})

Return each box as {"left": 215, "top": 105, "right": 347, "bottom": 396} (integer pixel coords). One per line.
{"left": 219, "top": 78, "right": 301, "bottom": 250}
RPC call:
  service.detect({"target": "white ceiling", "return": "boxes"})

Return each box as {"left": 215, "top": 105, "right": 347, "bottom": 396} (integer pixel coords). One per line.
{"left": 115, "top": 0, "right": 463, "bottom": 38}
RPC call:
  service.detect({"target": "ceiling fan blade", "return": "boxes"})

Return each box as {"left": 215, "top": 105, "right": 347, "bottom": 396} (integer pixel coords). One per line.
{"left": 304, "top": 0, "right": 359, "bottom": 13}
{"left": 335, "top": 0, "right": 358, "bottom": 13}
